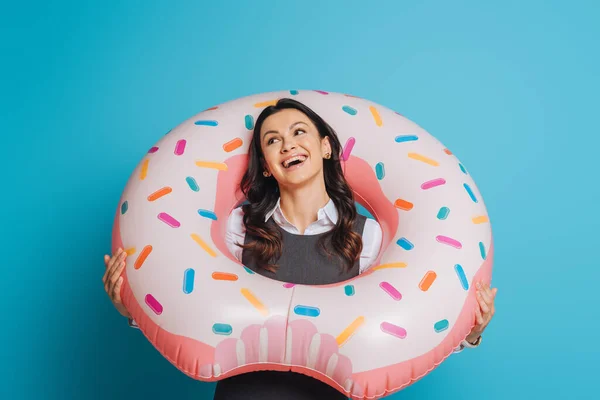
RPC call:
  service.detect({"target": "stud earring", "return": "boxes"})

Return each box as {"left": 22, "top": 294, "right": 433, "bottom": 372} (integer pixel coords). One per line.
{"left": 263, "top": 170, "right": 271, "bottom": 177}
{"left": 324, "top": 152, "right": 331, "bottom": 159}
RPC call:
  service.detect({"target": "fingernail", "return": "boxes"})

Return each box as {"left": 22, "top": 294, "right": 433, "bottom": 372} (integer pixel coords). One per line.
{"left": 476, "top": 282, "right": 481, "bottom": 288}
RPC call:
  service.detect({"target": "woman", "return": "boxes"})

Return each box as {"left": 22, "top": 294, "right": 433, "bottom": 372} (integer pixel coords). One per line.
{"left": 103, "top": 98, "right": 497, "bottom": 399}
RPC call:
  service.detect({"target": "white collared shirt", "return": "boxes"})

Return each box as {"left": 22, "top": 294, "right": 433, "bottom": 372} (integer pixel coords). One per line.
{"left": 225, "top": 198, "right": 382, "bottom": 274}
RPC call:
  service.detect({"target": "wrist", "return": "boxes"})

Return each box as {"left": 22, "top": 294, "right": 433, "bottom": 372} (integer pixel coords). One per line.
{"left": 465, "top": 334, "right": 482, "bottom": 346}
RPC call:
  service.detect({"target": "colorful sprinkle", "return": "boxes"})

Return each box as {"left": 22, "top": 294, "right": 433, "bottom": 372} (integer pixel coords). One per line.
{"left": 436, "top": 235, "right": 462, "bottom": 249}
{"left": 408, "top": 153, "right": 439, "bottom": 167}
{"left": 344, "top": 285, "right": 355, "bottom": 296}
{"left": 315, "top": 90, "right": 329, "bottom": 95}
{"left": 379, "top": 282, "right": 402, "bottom": 301}
{"left": 342, "top": 105, "right": 357, "bottom": 115}
{"left": 254, "top": 100, "right": 278, "bottom": 107}
{"left": 290, "top": 90, "right": 299, "bottom": 95}
{"left": 479, "top": 242, "right": 487, "bottom": 259}
{"left": 395, "top": 135, "right": 418, "bottom": 143}
{"left": 443, "top": 148, "right": 453, "bottom": 155}
{"left": 372, "top": 262, "right": 408, "bottom": 271}
{"left": 121, "top": 201, "right": 128, "bottom": 215}
{"left": 212, "top": 323, "right": 233, "bottom": 336}
{"left": 212, "top": 272, "right": 238, "bottom": 281}
{"left": 421, "top": 178, "right": 446, "bottom": 190}
{"left": 195, "top": 161, "right": 228, "bottom": 171}
{"left": 459, "top": 163, "right": 467, "bottom": 174}
{"left": 174, "top": 139, "right": 186, "bottom": 155}
{"left": 375, "top": 162, "right": 385, "bottom": 180}
{"left": 125, "top": 247, "right": 136, "bottom": 256}
{"left": 419, "top": 271, "right": 437, "bottom": 291}
{"left": 191, "top": 233, "right": 217, "bottom": 257}
{"left": 294, "top": 305, "right": 321, "bottom": 317}
{"left": 134, "top": 245, "right": 153, "bottom": 270}
{"left": 283, "top": 283, "right": 295, "bottom": 288}
{"left": 336, "top": 316, "right": 365, "bottom": 347}
{"left": 145, "top": 294, "right": 163, "bottom": 315}
{"left": 148, "top": 146, "right": 159, "bottom": 153}
{"left": 464, "top": 183, "right": 478, "bottom": 202}
{"left": 454, "top": 264, "right": 468, "bottom": 290}
{"left": 148, "top": 187, "right": 172, "bottom": 202}
{"left": 434, "top": 319, "right": 449, "bottom": 333}
{"left": 245, "top": 115, "right": 254, "bottom": 130}
{"left": 344, "top": 94, "right": 360, "bottom": 98}
{"left": 241, "top": 288, "right": 268, "bottom": 316}
{"left": 183, "top": 268, "right": 195, "bottom": 294}
{"left": 380, "top": 322, "right": 407, "bottom": 339}
{"left": 186, "top": 176, "right": 199, "bottom": 192}
{"left": 437, "top": 207, "right": 450, "bottom": 220}
{"left": 472, "top": 215, "right": 489, "bottom": 224}
{"left": 243, "top": 266, "right": 255, "bottom": 274}
{"left": 394, "top": 199, "right": 414, "bottom": 211}
{"left": 205, "top": 106, "right": 218, "bottom": 111}
{"left": 198, "top": 209, "right": 217, "bottom": 220}
{"left": 194, "top": 120, "right": 218, "bottom": 126}
{"left": 396, "top": 237, "right": 414, "bottom": 250}
{"left": 164, "top": 129, "right": 171, "bottom": 135}
{"left": 223, "top": 138, "right": 243, "bottom": 152}
{"left": 140, "top": 159, "right": 149, "bottom": 180}
{"left": 370, "top": 106, "right": 382, "bottom": 127}
{"left": 342, "top": 137, "right": 356, "bottom": 161}
{"left": 158, "top": 212, "right": 180, "bottom": 228}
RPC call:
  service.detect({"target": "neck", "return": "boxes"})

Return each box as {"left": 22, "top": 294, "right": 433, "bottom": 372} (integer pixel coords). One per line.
{"left": 278, "top": 174, "right": 329, "bottom": 235}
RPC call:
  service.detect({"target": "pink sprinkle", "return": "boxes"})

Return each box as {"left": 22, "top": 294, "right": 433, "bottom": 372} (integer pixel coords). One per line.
{"left": 145, "top": 294, "right": 163, "bottom": 315}
{"left": 342, "top": 137, "right": 356, "bottom": 161}
{"left": 148, "top": 146, "right": 159, "bottom": 153}
{"left": 175, "top": 139, "right": 186, "bottom": 155}
{"left": 380, "top": 322, "right": 407, "bottom": 339}
{"left": 314, "top": 90, "right": 329, "bottom": 95}
{"left": 379, "top": 282, "right": 402, "bottom": 301}
{"left": 436, "top": 235, "right": 462, "bottom": 249}
{"left": 158, "top": 212, "right": 181, "bottom": 228}
{"left": 421, "top": 178, "right": 446, "bottom": 190}
{"left": 283, "top": 283, "right": 295, "bottom": 288}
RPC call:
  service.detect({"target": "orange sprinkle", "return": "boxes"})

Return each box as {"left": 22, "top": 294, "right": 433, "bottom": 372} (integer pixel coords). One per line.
{"left": 336, "top": 316, "right": 365, "bottom": 347}
{"left": 370, "top": 106, "right": 383, "bottom": 127}
{"left": 195, "top": 161, "right": 228, "bottom": 171}
{"left": 223, "top": 138, "right": 243, "bottom": 153}
{"left": 147, "top": 187, "right": 172, "bottom": 201}
{"left": 134, "top": 245, "right": 153, "bottom": 270}
{"left": 140, "top": 159, "right": 149, "bottom": 180}
{"left": 191, "top": 233, "right": 217, "bottom": 257}
{"left": 373, "top": 262, "right": 407, "bottom": 271}
{"left": 205, "top": 106, "right": 218, "bottom": 111}
{"left": 241, "top": 288, "right": 268, "bottom": 316}
{"left": 254, "top": 99, "right": 278, "bottom": 108}
{"left": 419, "top": 271, "right": 437, "bottom": 291}
{"left": 472, "top": 215, "right": 489, "bottom": 224}
{"left": 444, "top": 148, "right": 452, "bottom": 155}
{"left": 125, "top": 248, "right": 136, "bottom": 256}
{"left": 394, "top": 199, "right": 414, "bottom": 211}
{"left": 408, "top": 152, "right": 439, "bottom": 166}
{"left": 212, "top": 272, "right": 238, "bottom": 281}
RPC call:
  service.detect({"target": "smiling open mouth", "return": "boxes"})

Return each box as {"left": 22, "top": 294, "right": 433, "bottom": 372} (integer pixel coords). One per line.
{"left": 282, "top": 155, "right": 307, "bottom": 168}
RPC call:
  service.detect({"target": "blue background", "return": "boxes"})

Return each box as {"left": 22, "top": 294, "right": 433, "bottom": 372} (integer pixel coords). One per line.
{"left": 2, "top": 1, "right": 598, "bottom": 399}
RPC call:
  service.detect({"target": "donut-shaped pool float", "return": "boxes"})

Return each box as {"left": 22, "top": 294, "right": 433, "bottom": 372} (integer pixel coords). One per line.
{"left": 111, "top": 90, "right": 494, "bottom": 399}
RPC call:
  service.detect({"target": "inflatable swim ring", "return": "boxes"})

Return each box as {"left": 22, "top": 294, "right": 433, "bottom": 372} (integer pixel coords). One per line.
{"left": 111, "top": 90, "right": 494, "bottom": 399}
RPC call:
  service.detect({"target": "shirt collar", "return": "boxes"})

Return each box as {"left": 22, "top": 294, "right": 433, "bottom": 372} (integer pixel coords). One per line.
{"left": 265, "top": 197, "right": 338, "bottom": 225}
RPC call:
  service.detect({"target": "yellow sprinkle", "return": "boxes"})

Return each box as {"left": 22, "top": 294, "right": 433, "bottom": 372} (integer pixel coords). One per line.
{"left": 195, "top": 161, "right": 228, "bottom": 171}
{"left": 125, "top": 248, "right": 136, "bottom": 256}
{"left": 241, "top": 288, "right": 268, "bottom": 316}
{"left": 190, "top": 233, "right": 217, "bottom": 257}
{"left": 472, "top": 215, "right": 489, "bottom": 224}
{"left": 336, "top": 316, "right": 365, "bottom": 347}
{"left": 408, "top": 152, "right": 439, "bottom": 167}
{"left": 369, "top": 106, "right": 382, "bottom": 127}
{"left": 254, "top": 99, "right": 278, "bottom": 108}
{"left": 140, "top": 159, "right": 149, "bottom": 180}
{"left": 372, "top": 262, "right": 408, "bottom": 271}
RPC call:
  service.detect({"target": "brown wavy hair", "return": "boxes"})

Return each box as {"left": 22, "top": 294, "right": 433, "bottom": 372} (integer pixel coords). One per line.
{"left": 236, "top": 98, "right": 363, "bottom": 273}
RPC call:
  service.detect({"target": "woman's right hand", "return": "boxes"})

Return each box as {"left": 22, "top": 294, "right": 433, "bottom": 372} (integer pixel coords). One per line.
{"left": 103, "top": 248, "right": 131, "bottom": 319}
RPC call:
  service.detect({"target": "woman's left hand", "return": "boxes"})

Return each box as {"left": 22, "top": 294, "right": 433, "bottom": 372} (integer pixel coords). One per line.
{"left": 466, "top": 281, "right": 497, "bottom": 344}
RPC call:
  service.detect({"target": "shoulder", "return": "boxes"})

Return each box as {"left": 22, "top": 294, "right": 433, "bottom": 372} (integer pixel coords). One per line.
{"left": 358, "top": 217, "right": 383, "bottom": 273}
{"left": 226, "top": 206, "right": 246, "bottom": 232}
{"left": 225, "top": 207, "right": 246, "bottom": 262}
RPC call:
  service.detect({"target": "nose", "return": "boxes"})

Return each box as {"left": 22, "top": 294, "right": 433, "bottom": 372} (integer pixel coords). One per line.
{"left": 281, "top": 136, "right": 297, "bottom": 153}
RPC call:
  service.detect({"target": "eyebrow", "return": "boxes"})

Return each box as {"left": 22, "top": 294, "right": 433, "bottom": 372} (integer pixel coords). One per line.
{"left": 262, "top": 121, "right": 308, "bottom": 139}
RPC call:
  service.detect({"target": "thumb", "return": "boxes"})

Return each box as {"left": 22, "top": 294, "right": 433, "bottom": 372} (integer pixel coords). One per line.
{"left": 104, "top": 255, "right": 110, "bottom": 266}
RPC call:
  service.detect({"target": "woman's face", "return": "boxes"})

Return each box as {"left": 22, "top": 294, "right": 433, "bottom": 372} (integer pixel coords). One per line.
{"left": 259, "top": 108, "right": 331, "bottom": 188}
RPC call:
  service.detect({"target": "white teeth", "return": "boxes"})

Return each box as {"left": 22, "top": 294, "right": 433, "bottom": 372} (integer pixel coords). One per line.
{"left": 282, "top": 155, "right": 307, "bottom": 168}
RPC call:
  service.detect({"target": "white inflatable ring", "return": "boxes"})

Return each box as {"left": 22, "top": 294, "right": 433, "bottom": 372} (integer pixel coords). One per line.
{"left": 112, "top": 90, "right": 494, "bottom": 399}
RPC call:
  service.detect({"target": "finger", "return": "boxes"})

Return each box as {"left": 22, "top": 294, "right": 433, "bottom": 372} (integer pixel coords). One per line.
{"left": 104, "top": 255, "right": 110, "bottom": 267}
{"left": 475, "top": 303, "right": 484, "bottom": 325}
{"left": 479, "top": 286, "right": 493, "bottom": 305}
{"left": 477, "top": 291, "right": 491, "bottom": 314}
{"left": 107, "top": 250, "right": 127, "bottom": 283}
{"left": 108, "top": 260, "right": 127, "bottom": 297}
{"left": 492, "top": 287, "right": 498, "bottom": 297}
{"left": 483, "top": 283, "right": 494, "bottom": 299}
{"left": 112, "top": 276, "right": 124, "bottom": 304}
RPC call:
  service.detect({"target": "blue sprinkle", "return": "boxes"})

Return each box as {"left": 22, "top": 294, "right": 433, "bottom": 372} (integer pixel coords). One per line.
{"left": 198, "top": 209, "right": 217, "bottom": 220}
{"left": 186, "top": 176, "right": 199, "bottom": 192}
{"left": 290, "top": 90, "right": 299, "bottom": 95}
{"left": 342, "top": 105, "right": 357, "bottom": 115}
{"left": 434, "top": 319, "right": 449, "bottom": 333}
{"left": 459, "top": 163, "right": 467, "bottom": 174}
{"left": 454, "top": 264, "right": 469, "bottom": 290}
{"left": 243, "top": 266, "right": 255, "bottom": 274}
{"left": 344, "top": 285, "right": 355, "bottom": 296}
{"left": 245, "top": 114, "right": 254, "bottom": 130}
{"left": 396, "top": 237, "right": 414, "bottom": 250}
{"left": 437, "top": 207, "right": 450, "bottom": 220}
{"left": 212, "top": 323, "right": 233, "bottom": 336}
{"left": 183, "top": 268, "right": 195, "bottom": 294}
{"left": 464, "top": 183, "right": 478, "bottom": 203}
{"left": 479, "top": 242, "right": 487, "bottom": 260}
{"left": 294, "top": 305, "right": 320, "bottom": 317}
{"left": 375, "top": 162, "right": 385, "bottom": 180}
{"left": 121, "top": 201, "right": 128, "bottom": 215}
{"left": 165, "top": 129, "right": 172, "bottom": 135}
{"left": 395, "top": 135, "right": 418, "bottom": 143}
{"left": 194, "top": 120, "right": 218, "bottom": 126}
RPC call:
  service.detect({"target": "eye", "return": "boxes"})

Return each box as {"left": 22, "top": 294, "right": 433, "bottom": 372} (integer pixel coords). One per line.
{"left": 267, "top": 137, "right": 279, "bottom": 145}
{"left": 295, "top": 129, "right": 306, "bottom": 135}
